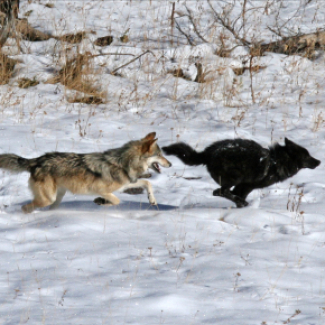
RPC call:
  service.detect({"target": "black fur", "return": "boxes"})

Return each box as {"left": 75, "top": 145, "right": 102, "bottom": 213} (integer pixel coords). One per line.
{"left": 163, "top": 138, "right": 320, "bottom": 208}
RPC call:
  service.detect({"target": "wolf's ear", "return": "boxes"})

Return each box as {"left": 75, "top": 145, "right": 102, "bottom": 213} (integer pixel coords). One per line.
{"left": 141, "top": 139, "right": 158, "bottom": 154}
{"left": 142, "top": 132, "right": 156, "bottom": 141}
{"left": 285, "top": 138, "right": 294, "bottom": 146}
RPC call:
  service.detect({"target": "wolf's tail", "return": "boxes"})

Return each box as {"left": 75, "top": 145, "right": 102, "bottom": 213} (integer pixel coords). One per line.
{"left": 0, "top": 154, "right": 31, "bottom": 173}
{"left": 162, "top": 142, "right": 205, "bottom": 166}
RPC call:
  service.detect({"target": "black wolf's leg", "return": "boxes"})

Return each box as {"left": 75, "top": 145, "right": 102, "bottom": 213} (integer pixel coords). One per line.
{"left": 213, "top": 186, "right": 248, "bottom": 208}
{"left": 231, "top": 184, "right": 254, "bottom": 200}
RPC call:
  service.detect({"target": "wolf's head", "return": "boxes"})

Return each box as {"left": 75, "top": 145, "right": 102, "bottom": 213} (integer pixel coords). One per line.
{"left": 284, "top": 138, "right": 320, "bottom": 169}
{"left": 140, "top": 132, "right": 172, "bottom": 173}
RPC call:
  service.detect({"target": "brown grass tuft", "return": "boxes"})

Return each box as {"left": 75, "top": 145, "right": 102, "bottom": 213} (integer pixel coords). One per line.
{"left": 57, "top": 31, "right": 86, "bottom": 44}
{"left": 58, "top": 54, "right": 97, "bottom": 93}
{"left": 232, "top": 66, "right": 266, "bottom": 76}
{"left": 94, "top": 36, "right": 114, "bottom": 47}
{"left": 0, "top": 54, "right": 17, "bottom": 85}
{"left": 46, "top": 53, "right": 105, "bottom": 104}
{"left": 16, "top": 18, "right": 51, "bottom": 41}
{"left": 18, "top": 77, "right": 39, "bottom": 88}
{"left": 67, "top": 94, "right": 104, "bottom": 104}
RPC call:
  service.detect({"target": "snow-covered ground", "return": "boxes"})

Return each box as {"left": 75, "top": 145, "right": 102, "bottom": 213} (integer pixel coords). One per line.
{"left": 0, "top": 1, "right": 325, "bottom": 324}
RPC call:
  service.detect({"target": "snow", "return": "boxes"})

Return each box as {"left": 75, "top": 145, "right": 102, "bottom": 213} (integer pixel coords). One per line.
{"left": 0, "top": 0, "right": 325, "bottom": 324}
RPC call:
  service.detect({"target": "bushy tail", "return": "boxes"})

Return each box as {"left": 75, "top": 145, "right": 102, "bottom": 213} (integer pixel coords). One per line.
{"left": 162, "top": 142, "right": 205, "bottom": 166}
{"left": 0, "top": 154, "right": 31, "bottom": 173}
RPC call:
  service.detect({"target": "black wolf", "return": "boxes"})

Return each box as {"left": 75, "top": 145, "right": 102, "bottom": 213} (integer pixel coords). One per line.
{"left": 163, "top": 138, "right": 320, "bottom": 207}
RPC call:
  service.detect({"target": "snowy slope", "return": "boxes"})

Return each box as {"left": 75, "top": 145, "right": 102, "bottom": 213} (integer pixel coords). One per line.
{"left": 0, "top": 1, "right": 325, "bottom": 324}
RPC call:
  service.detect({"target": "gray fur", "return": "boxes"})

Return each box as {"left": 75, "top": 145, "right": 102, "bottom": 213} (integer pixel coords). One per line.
{"left": 0, "top": 133, "right": 172, "bottom": 213}
{"left": 0, "top": 154, "right": 32, "bottom": 173}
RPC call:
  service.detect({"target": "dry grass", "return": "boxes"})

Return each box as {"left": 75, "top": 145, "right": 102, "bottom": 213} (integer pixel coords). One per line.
{"left": 232, "top": 66, "right": 266, "bottom": 76}
{"left": 24, "top": 10, "right": 33, "bottom": 17}
{"left": 0, "top": 54, "right": 17, "bottom": 85}
{"left": 16, "top": 18, "right": 51, "bottom": 41}
{"left": 57, "top": 32, "right": 86, "bottom": 44}
{"left": 18, "top": 77, "right": 39, "bottom": 88}
{"left": 94, "top": 36, "right": 114, "bottom": 47}
{"left": 47, "top": 53, "right": 105, "bottom": 104}
{"left": 167, "top": 68, "right": 192, "bottom": 81}
{"left": 67, "top": 94, "right": 104, "bottom": 104}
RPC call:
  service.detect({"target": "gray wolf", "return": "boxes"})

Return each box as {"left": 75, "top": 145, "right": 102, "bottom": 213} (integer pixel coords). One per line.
{"left": 163, "top": 138, "right": 320, "bottom": 208}
{"left": 0, "top": 132, "right": 171, "bottom": 213}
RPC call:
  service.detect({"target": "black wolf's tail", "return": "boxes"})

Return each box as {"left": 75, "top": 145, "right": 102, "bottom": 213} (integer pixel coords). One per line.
{"left": 0, "top": 154, "right": 31, "bottom": 173}
{"left": 162, "top": 142, "right": 205, "bottom": 166}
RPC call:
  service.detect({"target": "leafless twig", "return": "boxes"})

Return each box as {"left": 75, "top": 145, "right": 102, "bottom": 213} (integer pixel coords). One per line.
{"left": 175, "top": 18, "right": 196, "bottom": 46}
{"left": 90, "top": 53, "right": 136, "bottom": 58}
{"left": 185, "top": 5, "right": 209, "bottom": 43}
{"left": 111, "top": 50, "right": 153, "bottom": 75}
{"left": 207, "top": 0, "right": 251, "bottom": 47}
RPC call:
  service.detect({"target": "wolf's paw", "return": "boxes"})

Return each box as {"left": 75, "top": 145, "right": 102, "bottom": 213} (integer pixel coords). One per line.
{"left": 235, "top": 200, "right": 249, "bottom": 208}
{"left": 94, "top": 197, "right": 112, "bottom": 206}
{"left": 212, "top": 188, "right": 222, "bottom": 197}
{"left": 149, "top": 196, "right": 157, "bottom": 205}
{"left": 22, "top": 204, "right": 34, "bottom": 214}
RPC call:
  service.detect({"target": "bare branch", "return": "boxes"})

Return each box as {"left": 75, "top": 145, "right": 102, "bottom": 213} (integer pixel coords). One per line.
{"left": 90, "top": 53, "right": 136, "bottom": 58}
{"left": 111, "top": 50, "right": 153, "bottom": 75}
{"left": 207, "top": 0, "right": 251, "bottom": 47}
{"left": 175, "top": 18, "right": 196, "bottom": 46}
{"left": 267, "top": 26, "right": 283, "bottom": 38}
{"left": 184, "top": 5, "right": 209, "bottom": 43}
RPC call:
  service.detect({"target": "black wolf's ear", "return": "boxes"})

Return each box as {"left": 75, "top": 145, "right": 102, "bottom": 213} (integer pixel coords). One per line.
{"left": 142, "top": 132, "right": 156, "bottom": 141}
{"left": 141, "top": 139, "right": 158, "bottom": 154}
{"left": 285, "top": 138, "right": 295, "bottom": 146}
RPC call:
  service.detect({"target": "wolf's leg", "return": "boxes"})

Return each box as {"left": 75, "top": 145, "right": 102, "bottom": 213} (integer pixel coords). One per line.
{"left": 231, "top": 184, "right": 253, "bottom": 200}
{"left": 213, "top": 186, "right": 248, "bottom": 208}
{"left": 94, "top": 193, "right": 120, "bottom": 206}
{"left": 122, "top": 179, "right": 157, "bottom": 205}
{"left": 22, "top": 178, "right": 57, "bottom": 213}
{"left": 49, "top": 188, "right": 66, "bottom": 210}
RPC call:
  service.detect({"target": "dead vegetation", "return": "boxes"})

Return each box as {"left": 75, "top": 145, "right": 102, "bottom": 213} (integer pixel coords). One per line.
{"left": 16, "top": 18, "right": 51, "bottom": 41}
{"left": 250, "top": 31, "right": 325, "bottom": 59}
{"left": 167, "top": 68, "right": 192, "bottom": 81}
{"left": 94, "top": 35, "right": 114, "bottom": 47}
{"left": 172, "top": 1, "right": 325, "bottom": 60}
{"left": 194, "top": 63, "right": 205, "bottom": 83}
{"left": 46, "top": 53, "right": 105, "bottom": 104}
{"left": 0, "top": 53, "right": 17, "bottom": 84}
{"left": 67, "top": 93, "right": 104, "bottom": 105}
{"left": 232, "top": 65, "right": 266, "bottom": 76}
{"left": 17, "top": 77, "right": 39, "bottom": 88}
{"left": 57, "top": 31, "right": 86, "bottom": 44}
